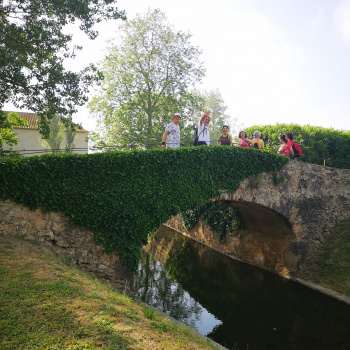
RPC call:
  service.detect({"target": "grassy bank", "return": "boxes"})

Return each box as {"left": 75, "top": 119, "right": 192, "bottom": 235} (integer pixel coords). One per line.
{"left": 301, "top": 218, "right": 350, "bottom": 297}
{"left": 0, "top": 236, "right": 221, "bottom": 350}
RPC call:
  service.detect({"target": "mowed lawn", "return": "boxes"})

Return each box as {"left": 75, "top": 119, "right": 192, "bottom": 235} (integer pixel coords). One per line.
{"left": 0, "top": 235, "right": 222, "bottom": 350}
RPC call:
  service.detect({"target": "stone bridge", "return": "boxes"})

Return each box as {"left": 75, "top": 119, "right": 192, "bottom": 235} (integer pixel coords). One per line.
{"left": 1, "top": 160, "right": 349, "bottom": 286}
{"left": 166, "top": 161, "right": 350, "bottom": 278}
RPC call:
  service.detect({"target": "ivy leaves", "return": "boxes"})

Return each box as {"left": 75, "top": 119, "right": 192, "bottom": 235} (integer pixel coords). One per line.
{"left": 0, "top": 146, "right": 288, "bottom": 269}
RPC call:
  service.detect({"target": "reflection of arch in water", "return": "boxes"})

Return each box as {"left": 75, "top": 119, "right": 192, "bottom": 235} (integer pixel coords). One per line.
{"left": 167, "top": 200, "right": 299, "bottom": 278}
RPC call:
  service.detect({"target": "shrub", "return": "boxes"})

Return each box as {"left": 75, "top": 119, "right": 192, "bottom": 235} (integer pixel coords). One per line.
{"left": 244, "top": 124, "right": 350, "bottom": 169}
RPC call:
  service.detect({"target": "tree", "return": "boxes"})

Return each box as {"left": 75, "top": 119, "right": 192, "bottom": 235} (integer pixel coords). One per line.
{"left": 39, "top": 116, "right": 64, "bottom": 153}
{"left": 0, "top": 0, "right": 126, "bottom": 137}
{"left": 0, "top": 111, "right": 28, "bottom": 154}
{"left": 89, "top": 8, "right": 205, "bottom": 149}
{"left": 64, "top": 123, "right": 77, "bottom": 154}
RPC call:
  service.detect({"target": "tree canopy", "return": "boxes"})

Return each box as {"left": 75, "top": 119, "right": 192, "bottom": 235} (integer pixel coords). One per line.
{"left": 0, "top": 0, "right": 125, "bottom": 129}
{"left": 89, "top": 8, "right": 206, "bottom": 149}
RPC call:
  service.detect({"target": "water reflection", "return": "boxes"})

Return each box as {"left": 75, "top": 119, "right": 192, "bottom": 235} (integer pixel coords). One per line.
{"left": 134, "top": 252, "right": 221, "bottom": 333}
{"left": 134, "top": 225, "right": 350, "bottom": 350}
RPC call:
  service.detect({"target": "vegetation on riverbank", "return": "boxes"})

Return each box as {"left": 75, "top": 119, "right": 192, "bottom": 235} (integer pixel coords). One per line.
{"left": 0, "top": 236, "right": 220, "bottom": 350}
{"left": 300, "top": 218, "right": 350, "bottom": 297}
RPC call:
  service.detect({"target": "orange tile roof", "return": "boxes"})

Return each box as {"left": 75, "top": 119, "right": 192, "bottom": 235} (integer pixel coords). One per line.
{"left": 5, "top": 111, "right": 89, "bottom": 133}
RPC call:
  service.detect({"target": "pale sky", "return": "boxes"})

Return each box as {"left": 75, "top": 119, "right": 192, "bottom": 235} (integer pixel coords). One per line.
{"left": 9, "top": 0, "right": 350, "bottom": 132}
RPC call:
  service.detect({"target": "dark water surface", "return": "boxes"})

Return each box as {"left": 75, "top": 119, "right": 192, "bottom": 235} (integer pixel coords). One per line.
{"left": 134, "top": 226, "right": 350, "bottom": 350}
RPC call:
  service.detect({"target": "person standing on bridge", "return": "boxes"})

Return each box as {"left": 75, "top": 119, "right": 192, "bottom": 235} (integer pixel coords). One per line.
{"left": 250, "top": 130, "right": 265, "bottom": 150}
{"left": 285, "top": 132, "right": 295, "bottom": 159}
{"left": 161, "top": 113, "right": 184, "bottom": 148}
{"left": 197, "top": 110, "right": 211, "bottom": 146}
{"left": 217, "top": 125, "right": 233, "bottom": 146}
{"left": 237, "top": 131, "right": 252, "bottom": 148}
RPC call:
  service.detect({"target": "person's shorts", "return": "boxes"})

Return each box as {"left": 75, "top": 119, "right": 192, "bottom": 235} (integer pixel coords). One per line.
{"left": 197, "top": 141, "right": 208, "bottom": 146}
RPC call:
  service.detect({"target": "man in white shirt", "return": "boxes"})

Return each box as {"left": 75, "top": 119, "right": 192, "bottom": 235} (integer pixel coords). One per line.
{"left": 197, "top": 110, "right": 211, "bottom": 146}
{"left": 161, "top": 113, "right": 184, "bottom": 148}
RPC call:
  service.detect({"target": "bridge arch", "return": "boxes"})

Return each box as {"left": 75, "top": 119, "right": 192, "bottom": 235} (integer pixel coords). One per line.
{"left": 167, "top": 161, "right": 350, "bottom": 277}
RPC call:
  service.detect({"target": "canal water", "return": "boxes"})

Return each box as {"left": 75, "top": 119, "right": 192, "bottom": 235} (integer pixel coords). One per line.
{"left": 134, "top": 225, "right": 350, "bottom": 350}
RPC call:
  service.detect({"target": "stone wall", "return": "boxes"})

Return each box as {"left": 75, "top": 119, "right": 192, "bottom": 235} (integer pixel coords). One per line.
{"left": 0, "top": 199, "right": 133, "bottom": 293}
{"left": 166, "top": 161, "right": 350, "bottom": 277}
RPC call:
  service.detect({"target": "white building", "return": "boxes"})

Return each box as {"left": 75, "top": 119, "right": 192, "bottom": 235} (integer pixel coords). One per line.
{"left": 3, "top": 111, "right": 89, "bottom": 156}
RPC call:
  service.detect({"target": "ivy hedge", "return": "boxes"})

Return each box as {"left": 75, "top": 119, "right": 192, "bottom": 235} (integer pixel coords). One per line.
{"left": 244, "top": 124, "right": 350, "bottom": 169}
{"left": 0, "top": 146, "right": 288, "bottom": 269}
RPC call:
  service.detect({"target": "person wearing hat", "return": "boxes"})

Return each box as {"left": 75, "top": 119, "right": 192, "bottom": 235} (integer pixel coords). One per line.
{"left": 250, "top": 130, "right": 265, "bottom": 150}
{"left": 161, "top": 113, "right": 184, "bottom": 148}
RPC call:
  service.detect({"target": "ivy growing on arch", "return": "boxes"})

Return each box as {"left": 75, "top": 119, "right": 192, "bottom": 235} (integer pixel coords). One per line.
{"left": 181, "top": 201, "right": 243, "bottom": 242}
{"left": 0, "top": 146, "right": 288, "bottom": 270}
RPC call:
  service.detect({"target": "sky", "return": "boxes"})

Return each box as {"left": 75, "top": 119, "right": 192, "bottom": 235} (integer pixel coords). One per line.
{"left": 9, "top": 0, "right": 350, "bottom": 132}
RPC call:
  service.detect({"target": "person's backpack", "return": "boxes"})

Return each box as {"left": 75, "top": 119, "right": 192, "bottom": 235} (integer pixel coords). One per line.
{"left": 292, "top": 142, "right": 302, "bottom": 158}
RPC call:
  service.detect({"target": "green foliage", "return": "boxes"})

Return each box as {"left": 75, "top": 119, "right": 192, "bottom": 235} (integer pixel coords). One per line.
{"left": 39, "top": 116, "right": 65, "bottom": 152}
{"left": 0, "top": 146, "right": 288, "bottom": 269}
{"left": 64, "top": 122, "right": 77, "bottom": 154}
{"left": 245, "top": 124, "right": 350, "bottom": 169}
{"left": 89, "top": 9, "right": 205, "bottom": 150}
{"left": 0, "top": 112, "right": 28, "bottom": 153}
{"left": 272, "top": 172, "right": 286, "bottom": 186}
{"left": 0, "top": 0, "right": 125, "bottom": 128}
{"left": 181, "top": 201, "right": 243, "bottom": 241}
{"left": 301, "top": 218, "right": 350, "bottom": 297}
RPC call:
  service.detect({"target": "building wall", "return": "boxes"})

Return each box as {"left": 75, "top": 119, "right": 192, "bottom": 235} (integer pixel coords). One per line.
{"left": 3, "top": 128, "right": 88, "bottom": 156}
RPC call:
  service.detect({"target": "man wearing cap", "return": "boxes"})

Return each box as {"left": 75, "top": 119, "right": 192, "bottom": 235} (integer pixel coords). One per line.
{"left": 161, "top": 113, "right": 184, "bottom": 148}
{"left": 251, "top": 130, "right": 265, "bottom": 150}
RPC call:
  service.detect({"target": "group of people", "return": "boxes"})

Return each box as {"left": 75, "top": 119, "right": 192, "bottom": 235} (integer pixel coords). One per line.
{"left": 161, "top": 110, "right": 299, "bottom": 159}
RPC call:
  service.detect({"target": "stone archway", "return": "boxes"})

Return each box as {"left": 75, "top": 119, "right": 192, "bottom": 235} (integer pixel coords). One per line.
{"left": 166, "top": 200, "right": 299, "bottom": 277}
{"left": 229, "top": 201, "right": 298, "bottom": 276}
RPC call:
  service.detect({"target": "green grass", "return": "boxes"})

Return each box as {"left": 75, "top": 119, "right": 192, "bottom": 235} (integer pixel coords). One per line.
{"left": 0, "top": 235, "right": 221, "bottom": 350}
{"left": 301, "top": 218, "right": 350, "bottom": 296}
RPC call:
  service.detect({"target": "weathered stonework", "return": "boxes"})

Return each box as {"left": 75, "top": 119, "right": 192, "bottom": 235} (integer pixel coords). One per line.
{"left": 0, "top": 199, "right": 134, "bottom": 293}
{"left": 166, "top": 161, "right": 350, "bottom": 277}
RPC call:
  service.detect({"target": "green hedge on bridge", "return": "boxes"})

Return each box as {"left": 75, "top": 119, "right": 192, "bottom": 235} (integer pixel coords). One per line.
{"left": 0, "top": 146, "right": 288, "bottom": 269}
{"left": 244, "top": 124, "right": 350, "bottom": 169}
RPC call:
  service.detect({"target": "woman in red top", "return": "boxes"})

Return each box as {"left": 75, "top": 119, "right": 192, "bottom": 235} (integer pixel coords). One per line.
{"left": 285, "top": 132, "right": 295, "bottom": 160}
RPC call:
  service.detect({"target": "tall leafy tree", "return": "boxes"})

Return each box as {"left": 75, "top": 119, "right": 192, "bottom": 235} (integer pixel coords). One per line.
{"left": 89, "top": 8, "right": 205, "bottom": 149}
{"left": 39, "top": 116, "right": 64, "bottom": 153}
{"left": 64, "top": 123, "right": 77, "bottom": 154}
{"left": 0, "top": 0, "right": 126, "bottom": 137}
